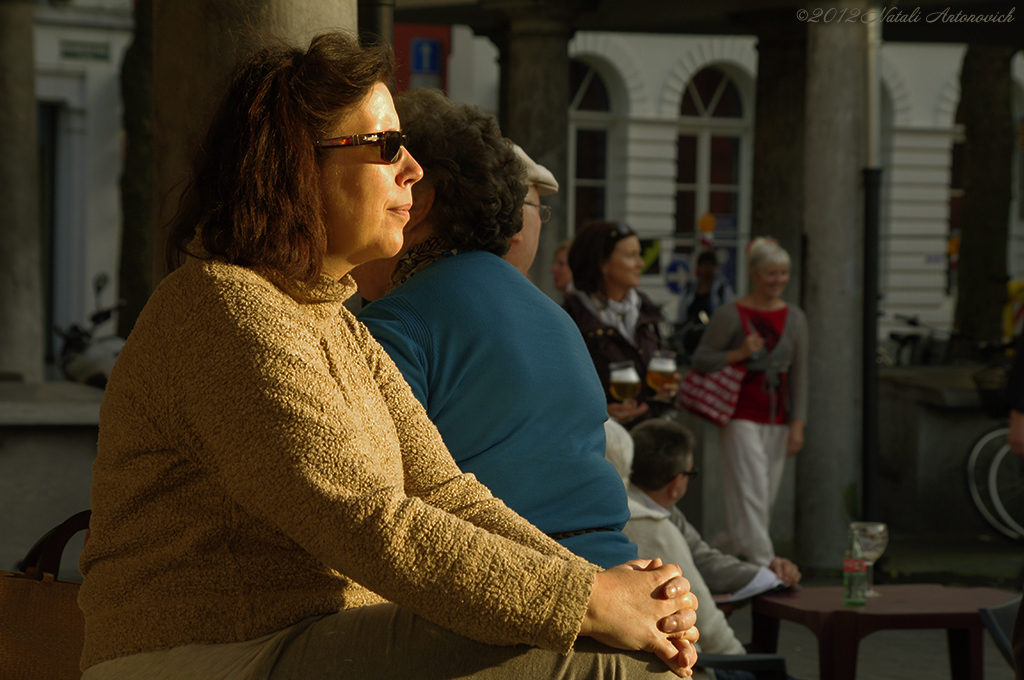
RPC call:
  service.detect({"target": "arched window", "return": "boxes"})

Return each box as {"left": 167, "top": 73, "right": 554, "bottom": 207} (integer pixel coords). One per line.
{"left": 675, "top": 66, "right": 750, "bottom": 291}
{"left": 569, "top": 59, "right": 612, "bottom": 232}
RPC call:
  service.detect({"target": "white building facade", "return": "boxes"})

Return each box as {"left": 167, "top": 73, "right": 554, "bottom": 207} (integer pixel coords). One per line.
{"left": 33, "top": 0, "right": 132, "bottom": 375}
{"left": 33, "top": 15, "right": 1024, "bottom": 376}
{"left": 448, "top": 29, "right": 1024, "bottom": 342}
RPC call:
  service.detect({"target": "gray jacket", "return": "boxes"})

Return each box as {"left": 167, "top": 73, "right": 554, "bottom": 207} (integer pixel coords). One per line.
{"left": 623, "top": 484, "right": 748, "bottom": 655}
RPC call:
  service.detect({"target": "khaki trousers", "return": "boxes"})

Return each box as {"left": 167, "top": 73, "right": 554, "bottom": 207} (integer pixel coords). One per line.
{"left": 83, "top": 604, "right": 691, "bottom": 680}
{"left": 269, "top": 604, "right": 683, "bottom": 680}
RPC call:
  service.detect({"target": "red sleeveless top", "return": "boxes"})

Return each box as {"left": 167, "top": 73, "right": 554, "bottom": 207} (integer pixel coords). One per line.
{"left": 734, "top": 305, "right": 789, "bottom": 424}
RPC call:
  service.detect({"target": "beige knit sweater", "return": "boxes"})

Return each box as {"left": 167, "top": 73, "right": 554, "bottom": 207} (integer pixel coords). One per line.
{"left": 78, "top": 256, "right": 598, "bottom": 670}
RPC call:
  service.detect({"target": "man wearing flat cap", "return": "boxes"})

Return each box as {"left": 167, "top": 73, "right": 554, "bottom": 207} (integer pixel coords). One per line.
{"left": 355, "top": 88, "right": 638, "bottom": 569}
{"left": 504, "top": 144, "right": 559, "bottom": 278}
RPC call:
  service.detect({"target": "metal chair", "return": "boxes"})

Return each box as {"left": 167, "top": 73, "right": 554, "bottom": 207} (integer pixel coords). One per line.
{"left": 978, "top": 593, "right": 1022, "bottom": 669}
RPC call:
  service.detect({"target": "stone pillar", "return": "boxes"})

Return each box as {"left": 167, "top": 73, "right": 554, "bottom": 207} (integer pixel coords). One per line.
{"left": 152, "top": 0, "right": 357, "bottom": 282}
{"left": 489, "top": 2, "right": 577, "bottom": 297}
{"left": 750, "top": 18, "right": 807, "bottom": 306}
{"left": 953, "top": 44, "right": 1016, "bottom": 348}
{"left": 797, "top": 0, "right": 868, "bottom": 571}
{"left": 0, "top": 0, "right": 44, "bottom": 382}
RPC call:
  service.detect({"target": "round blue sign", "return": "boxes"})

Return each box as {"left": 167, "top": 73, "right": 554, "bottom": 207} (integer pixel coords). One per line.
{"left": 665, "top": 257, "right": 691, "bottom": 295}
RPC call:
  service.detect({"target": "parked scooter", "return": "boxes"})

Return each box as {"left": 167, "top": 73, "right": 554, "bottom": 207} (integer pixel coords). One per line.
{"left": 55, "top": 273, "right": 126, "bottom": 388}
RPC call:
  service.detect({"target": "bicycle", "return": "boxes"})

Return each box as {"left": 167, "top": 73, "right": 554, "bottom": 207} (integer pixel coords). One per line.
{"left": 966, "top": 345, "right": 1024, "bottom": 540}
{"left": 880, "top": 313, "right": 952, "bottom": 366}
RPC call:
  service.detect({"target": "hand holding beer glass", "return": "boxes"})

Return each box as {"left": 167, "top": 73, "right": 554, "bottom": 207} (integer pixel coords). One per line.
{"left": 646, "top": 350, "right": 680, "bottom": 402}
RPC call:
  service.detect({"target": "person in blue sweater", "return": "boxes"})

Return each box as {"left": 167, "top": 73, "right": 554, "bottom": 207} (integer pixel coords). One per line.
{"left": 354, "top": 88, "right": 636, "bottom": 568}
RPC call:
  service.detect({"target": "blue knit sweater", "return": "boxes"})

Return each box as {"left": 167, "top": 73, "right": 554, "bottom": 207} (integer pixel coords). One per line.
{"left": 358, "top": 252, "right": 637, "bottom": 568}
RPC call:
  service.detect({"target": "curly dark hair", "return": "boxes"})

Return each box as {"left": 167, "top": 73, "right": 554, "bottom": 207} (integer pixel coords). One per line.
{"left": 567, "top": 220, "right": 638, "bottom": 297}
{"left": 394, "top": 88, "right": 526, "bottom": 256}
{"left": 629, "top": 419, "right": 694, "bottom": 492}
{"left": 165, "top": 32, "right": 394, "bottom": 284}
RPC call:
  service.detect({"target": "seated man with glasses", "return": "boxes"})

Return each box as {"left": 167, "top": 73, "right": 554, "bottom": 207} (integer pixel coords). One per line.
{"left": 503, "top": 154, "right": 554, "bottom": 279}
{"left": 606, "top": 418, "right": 801, "bottom": 662}
{"left": 353, "top": 88, "right": 638, "bottom": 570}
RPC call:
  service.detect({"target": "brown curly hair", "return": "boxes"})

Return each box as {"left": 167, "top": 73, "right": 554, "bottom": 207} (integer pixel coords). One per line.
{"left": 394, "top": 88, "right": 526, "bottom": 256}
{"left": 165, "top": 33, "right": 394, "bottom": 284}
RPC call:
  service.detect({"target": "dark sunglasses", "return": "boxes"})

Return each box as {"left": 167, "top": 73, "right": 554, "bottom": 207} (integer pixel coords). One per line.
{"left": 314, "top": 130, "right": 407, "bottom": 164}
{"left": 603, "top": 222, "right": 636, "bottom": 257}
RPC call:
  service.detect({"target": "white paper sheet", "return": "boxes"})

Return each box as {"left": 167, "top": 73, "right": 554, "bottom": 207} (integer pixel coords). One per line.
{"left": 712, "top": 566, "right": 787, "bottom": 604}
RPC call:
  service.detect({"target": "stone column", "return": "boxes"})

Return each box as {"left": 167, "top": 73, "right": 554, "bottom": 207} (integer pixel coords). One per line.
{"left": 953, "top": 44, "right": 1016, "bottom": 348}
{"left": 797, "top": 0, "right": 868, "bottom": 571}
{"left": 152, "top": 0, "right": 357, "bottom": 282}
{"left": 750, "top": 17, "right": 807, "bottom": 306}
{"left": 488, "top": 1, "right": 578, "bottom": 297}
{"left": 0, "top": 0, "right": 44, "bottom": 382}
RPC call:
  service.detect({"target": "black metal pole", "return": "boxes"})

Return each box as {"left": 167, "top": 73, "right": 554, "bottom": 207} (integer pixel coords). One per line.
{"left": 862, "top": 167, "right": 882, "bottom": 520}
{"left": 358, "top": 0, "right": 395, "bottom": 47}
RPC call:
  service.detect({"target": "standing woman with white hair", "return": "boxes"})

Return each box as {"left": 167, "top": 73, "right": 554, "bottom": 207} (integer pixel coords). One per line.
{"left": 690, "top": 237, "right": 808, "bottom": 567}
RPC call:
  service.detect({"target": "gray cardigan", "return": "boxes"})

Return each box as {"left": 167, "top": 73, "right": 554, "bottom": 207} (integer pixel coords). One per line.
{"left": 691, "top": 301, "right": 808, "bottom": 422}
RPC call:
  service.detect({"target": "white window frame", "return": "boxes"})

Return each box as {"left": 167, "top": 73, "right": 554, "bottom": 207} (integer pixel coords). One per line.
{"left": 674, "top": 66, "right": 753, "bottom": 294}
{"left": 568, "top": 62, "right": 618, "bottom": 237}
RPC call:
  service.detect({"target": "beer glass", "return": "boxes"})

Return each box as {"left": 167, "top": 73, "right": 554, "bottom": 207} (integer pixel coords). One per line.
{"left": 646, "top": 350, "right": 678, "bottom": 397}
{"left": 609, "top": 361, "right": 641, "bottom": 403}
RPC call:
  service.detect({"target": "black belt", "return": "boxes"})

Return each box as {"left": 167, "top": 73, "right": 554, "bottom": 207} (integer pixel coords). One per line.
{"left": 547, "top": 527, "right": 614, "bottom": 541}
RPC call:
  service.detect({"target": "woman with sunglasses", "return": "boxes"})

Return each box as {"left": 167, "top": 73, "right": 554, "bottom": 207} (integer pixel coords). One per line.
{"left": 565, "top": 221, "right": 680, "bottom": 427}
{"left": 78, "top": 34, "right": 698, "bottom": 680}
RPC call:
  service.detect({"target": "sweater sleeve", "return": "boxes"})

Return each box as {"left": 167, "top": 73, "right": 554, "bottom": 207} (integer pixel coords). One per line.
{"left": 787, "top": 306, "right": 809, "bottom": 422}
{"left": 175, "top": 277, "right": 594, "bottom": 653}
{"left": 674, "top": 509, "right": 759, "bottom": 595}
{"left": 691, "top": 303, "right": 744, "bottom": 374}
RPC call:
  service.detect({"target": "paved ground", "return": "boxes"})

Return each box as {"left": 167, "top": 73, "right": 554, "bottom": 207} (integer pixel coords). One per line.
{"left": 723, "top": 530, "right": 1023, "bottom": 679}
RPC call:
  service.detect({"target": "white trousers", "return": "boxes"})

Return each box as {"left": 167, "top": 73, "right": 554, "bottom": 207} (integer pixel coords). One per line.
{"left": 718, "top": 418, "right": 790, "bottom": 566}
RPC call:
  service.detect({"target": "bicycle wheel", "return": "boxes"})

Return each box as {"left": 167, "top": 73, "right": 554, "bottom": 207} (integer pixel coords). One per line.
{"left": 966, "top": 426, "right": 1020, "bottom": 539}
{"left": 990, "top": 444, "right": 1024, "bottom": 538}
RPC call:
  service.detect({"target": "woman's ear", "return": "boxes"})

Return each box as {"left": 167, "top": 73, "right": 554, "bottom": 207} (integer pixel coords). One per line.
{"left": 407, "top": 183, "right": 435, "bottom": 234}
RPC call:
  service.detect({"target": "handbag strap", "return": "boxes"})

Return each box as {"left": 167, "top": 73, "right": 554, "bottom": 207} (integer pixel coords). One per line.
{"left": 20, "top": 509, "right": 91, "bottom": 580}
{"left": 737, "top": 305, "right": 751, "bottom": 336}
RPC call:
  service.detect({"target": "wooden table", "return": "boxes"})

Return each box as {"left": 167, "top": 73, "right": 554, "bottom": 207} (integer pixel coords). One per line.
{"left": 750, "top": 584, "right": 1015, "bottom": 680}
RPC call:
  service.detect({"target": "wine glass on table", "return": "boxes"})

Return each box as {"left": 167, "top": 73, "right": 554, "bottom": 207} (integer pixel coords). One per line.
{"left": 646, "top": 350, "right": 678, "bottom": 401}
{"left": 850, "top": 521, "right": 889, "bottom": 597}
{"left": 609, "top": 361, "right": 641, "bottom": 404}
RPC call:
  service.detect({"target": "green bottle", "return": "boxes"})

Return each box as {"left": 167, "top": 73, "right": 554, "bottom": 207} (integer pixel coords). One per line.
{"left": 843, "top": 526, "right": 868, "bottom": 606}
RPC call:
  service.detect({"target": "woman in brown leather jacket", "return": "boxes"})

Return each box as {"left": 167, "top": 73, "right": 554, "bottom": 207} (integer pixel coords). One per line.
{"left": 565, "top": 221, "right": 679, "bottom": 427}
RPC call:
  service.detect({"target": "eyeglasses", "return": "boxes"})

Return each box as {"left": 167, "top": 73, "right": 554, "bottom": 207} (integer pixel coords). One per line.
{"left": 314, "top": 130, "right": 407, "bottom": 164}
{"left": 681, "top": 467, "right": 699, "bottom": 479}
{"left": 524, "top": 202, "right": 552, "bottom": 223}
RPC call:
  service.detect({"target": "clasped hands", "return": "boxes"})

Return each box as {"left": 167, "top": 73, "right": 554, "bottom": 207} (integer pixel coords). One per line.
{"left": 580, "top": 558, "right": 700, "bottom": 677}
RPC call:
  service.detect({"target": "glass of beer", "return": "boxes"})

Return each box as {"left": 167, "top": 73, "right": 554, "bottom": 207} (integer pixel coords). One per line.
{"left": 609, "top": 361, "right": 641, "bottom": 403}
{"left": 646, "top": 350, "right": 678, "bottom": 396}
